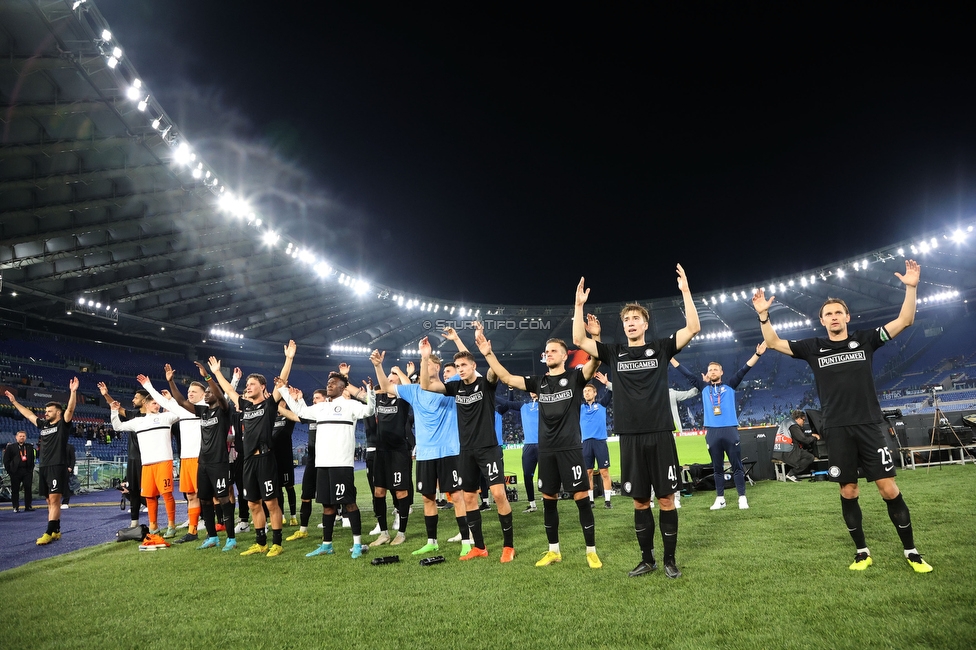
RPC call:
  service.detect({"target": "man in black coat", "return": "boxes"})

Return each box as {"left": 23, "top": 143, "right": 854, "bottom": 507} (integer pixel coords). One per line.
{"left": 3, "top": 430, "right": 36, "bottom": 511}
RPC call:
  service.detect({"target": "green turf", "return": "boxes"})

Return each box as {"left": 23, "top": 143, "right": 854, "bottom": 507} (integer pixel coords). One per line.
{"left": 2, "top": 464, "right": 974, "bottom": 650}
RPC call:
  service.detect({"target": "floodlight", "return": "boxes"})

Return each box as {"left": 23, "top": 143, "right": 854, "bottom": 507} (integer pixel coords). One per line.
{"left": 101, "top": 29, "right": 111, "bottom": 41}
{"left": 837, "top": 269, "right": 845, "bottom": 278}
{"left": 174, "top": 142, "right": 192, "bottom": 166}
{"left": 107, "top": 56, "right": 118, "bottom": 68}
{"left": 112, "top": 46, "right": 122, "bottom": 58}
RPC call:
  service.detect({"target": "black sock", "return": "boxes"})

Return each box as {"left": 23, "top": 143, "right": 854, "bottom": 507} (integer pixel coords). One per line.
{"left": 286, "top": 486, "right": 297, "bottom": 516}
{"left": 46, "top": 520, "right": 57, "bottom": 535}
{"left": 222, "top": 502, "right": 236, "bottom": 539}
{"left": 543, "top": 498, "right": 560, "bottom": 545}
{"left": 425, "top": 514, "right": 438, "bottom": 540}
{"left": 576, "top": 498, "right": 595, "bottom": 547}
{"left": 884, "top": 493, "right": 915, "bottom": 550}
{"left": 634, "top": 508, "right": 655, "bottom": 563}
{"left": 54, "top": 519, "right": 61, "bottom": 534}
{"left": 256, "top": 528, "right": 267, "bottom": 546}
{"left": 373, "top": 496, "right": 388, "bottom": 532}
{"left": 321, "top": 512, "right": 336, "bottom": 543}
{"left": 467, "top": 509, "right": 485, "bottom": 549}
{"left": 347, "top": 508, "right": 362, "bottom": 537}
{"left": 498, "top": 511, "right": 514, "bottom": 548}
{"left": 659, "top": 508, "right": 678, "bottom": 562}
{"left": 397, "top": 500, "right": 410, "bottom": 534}
{"left": 239, "top": 499, "right": 248, "bottom": 522}
{"left": 841, "top": 496, "right": 867, "bottom": 549}
{"left": 455, "top": 515, "right": 468, "bottom": 540}
{"left": 201, "top": 501, "right": 216, "bottom": 537}
{"left": 300, "top": 500, "right": 312, "bottom": 527}
{"left": 272, "top": 528, "right": 282, "bottom": 546}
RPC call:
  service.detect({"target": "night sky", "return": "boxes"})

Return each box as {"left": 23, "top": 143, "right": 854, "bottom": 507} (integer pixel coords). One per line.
{"left": 97, "top": 2, "right": 976, "bottom": 305}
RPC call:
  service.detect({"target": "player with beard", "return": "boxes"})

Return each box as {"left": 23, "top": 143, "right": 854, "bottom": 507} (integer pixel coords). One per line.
{"left": 421, "top": 326, "right": 516, "bottom": 563}
{"left": 5, "top": 378, "right": 78, "bottom": 545}
{"left": 752, "top": 259, "right": 932, "bottom": 573}
{"left": 573, "top": 266, "right": 700, "bottom": 579}
{"left": 277, "top": 366, "right": 376, "bottom": 559}
{"left": 476, "top": 319, "right": 603, "bottom": 569}
{"left": 206, "top": 342, "right": 295, "bottom": 557}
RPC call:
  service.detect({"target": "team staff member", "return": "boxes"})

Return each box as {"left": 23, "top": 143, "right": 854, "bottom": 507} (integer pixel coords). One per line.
{"left": 6, "top": 379, "right": 78, "bottom": 545}
{"left": 581, "top": 372, "right": 613, "bottom": 509}
{"left": 753, "top": 259, "right": 932, "bottom": 573}
{"left": 207, "top": 341, "right": 295, "bottom": 557}
{"left": 573, "top": 266, "right": 700, "bottom": 579}
{"left": 773, "top": 410, "right": 820, "bottom": 481}
{"left": 3, "top": 431, "right": 35, "bottom": 512}
{"left": 670, "top": 343, "right": 766, "bottom": 511}
{"left": 519, "top": 393, "right": 540, "bottom": 513}
{"left": 477, "top": 322, "right": 603, "bottom": 570}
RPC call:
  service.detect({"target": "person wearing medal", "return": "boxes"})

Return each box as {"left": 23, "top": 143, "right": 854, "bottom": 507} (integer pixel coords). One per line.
{"left": 670, "top": 342, "right": 766, "bottom": 510}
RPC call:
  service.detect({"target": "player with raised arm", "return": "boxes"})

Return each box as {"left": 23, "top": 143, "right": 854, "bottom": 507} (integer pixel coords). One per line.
{"left": 98, "top": 381, "right": 150, "bottom": 527}
{"left": 572, "top": 265, "right": 700, "bottom": 579}
{"left": 277, "top": 366, "right": 376, "bottom": 559}
{"left": 371, "top": 344, "right": 471, "bottom": 558}
{"left": 5, "top": 378, "right": 78, "bottom": 545}
{"left": 582, "top": 370, "right": 614, "bottom": 509}
{"left": 421, "top": 326, "right": 516, "bottom": 563}
{"left": 752, "top": 259, "right": 932, "bottom": 573}
{"left": 476, "top": 316, "right": 603, "bottom": 569}
{"left": 206, "top": 341, "right": 295, "bottom": 557}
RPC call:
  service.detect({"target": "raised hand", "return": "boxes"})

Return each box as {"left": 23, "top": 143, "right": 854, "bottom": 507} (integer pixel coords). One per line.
{"left": 405, "top": 361, "right": 415, "bottom": 376}
{"left": 160, "top": 389, "right": 172, "bottom": 400}
{"left": 419, "top": 337, "right": 432, "bottom": 358}
{"left": 441, "top": 326, "right": 459, "bottom": 342}
{"left": 338, "top": 362, "right": 351, "bottom": 376}
{"left": 576, "top": 277, "right": 590, "bottom": 306}
{"left": 136, "top": 374, "right": 150, "bottom": 386}
{"left": 752, "top": 288, "right": 775, "bottom": 314}
{"left": 756, "top": 341, "right": 768, "bottom": 356}
{"left": 69, "top": 377, "right": 79, "bottom": 392}
{"left": 474, "top": 328, "right": 492, "bottom": 356}
{"left": 194, "top": 361, "right": 208, "bottom": 377}
{"left": 273, "top": 376, "right": 287, "bottom": 389}
{"left": 284, "top": 339, "right": 297, "bottom": 359}
{"left": 894, "top": 259, "right": 920, "bottom": 287}
{"left": 676, "top": 263, "right": 691, "bottom": 293}
{"left": 594, "top": 371, "right": 609, "bottom": 385}
{"left": 585, "top": 313, "right": 601, "bottom": 337}
{"left": 289, "top": 387, "right": 303, "bottom": 400}
{"left": 164, "top": 364, "right": 175, "bottom": 382}
{"left": 232, "top": 367, "right": 242, "bottom": 380}
{"left": 370, "top": 350, "right": 385, "bottom": 366}
{"left": 97, "top": 382, "right": 109, "bottom": 396}
{"left": 208, "top": 357, "right": 221, "bottom": 374}
{"left": 4, "top": 390, "right": 15, "bottom": 403}
{"left": 109, "top": 400, "right": 121, "bottom": 411}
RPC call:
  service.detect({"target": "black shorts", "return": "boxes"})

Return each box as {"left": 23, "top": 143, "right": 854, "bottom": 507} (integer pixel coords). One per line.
{"left": 416, "top": 456, "right": 462, "bottom": 495}
{"left": 825, "top": 423, "right": 897, "bottom": 484}
{"left": 38, "top": 465, "right": 68, "bottom": 497}
{"left": 316, "top": 467, "right": 357, "bottom": 505}
{"left": 241, "top": 453, "right": 279, "bottom": 502}
{"left": 538, "top": 449, "right": 588, "bottom": 496}
{"left": 301, "top": 451, "right": 317, "bottom": 500}
{"left": 582, "top": 438, "right": 610, "bottom": 471}
{"left": 198, "top": 461, "right": 231, "bottom": 501}
{"left": 619, "top": 432, "right": 681, "bottom": 499}
{"left": 459, "top": 446, "right": 505, "bottom": 490}
{"left": 373, "top": 449, "right": 412, "bottom": 492}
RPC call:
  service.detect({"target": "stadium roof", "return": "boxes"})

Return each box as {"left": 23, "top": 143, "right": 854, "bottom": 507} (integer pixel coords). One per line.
{"left": 2, "top": 0, "right": 976, "bottom": 359}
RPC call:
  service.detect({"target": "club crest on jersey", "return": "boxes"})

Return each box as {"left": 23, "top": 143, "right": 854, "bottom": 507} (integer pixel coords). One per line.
{"left": 417, "top": 481, "right": 423, "bottom": 491}
{"left": 848, "top": 341, "right": 860, "bottom": 349}
{"left": 538, "top": 479, "right": 543, "bottom": 489}
{"left": 644, "top": 349, "right": 654, "bottom": 357}
{"left": 334, "top": 405, "right": 342, "bottom": 413}
{"left": 623, "top": 481, "right": 632, "bottom": 493}
{"left": 558, "top": 378, "right": 568, "bottom": 387}
{"left": 828, "top": 466, "right": 841, "bottom": 478}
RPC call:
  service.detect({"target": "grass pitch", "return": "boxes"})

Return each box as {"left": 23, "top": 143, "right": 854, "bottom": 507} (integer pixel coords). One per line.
{"left": 1, "top": 459, "right": 973, "bottom": 650}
